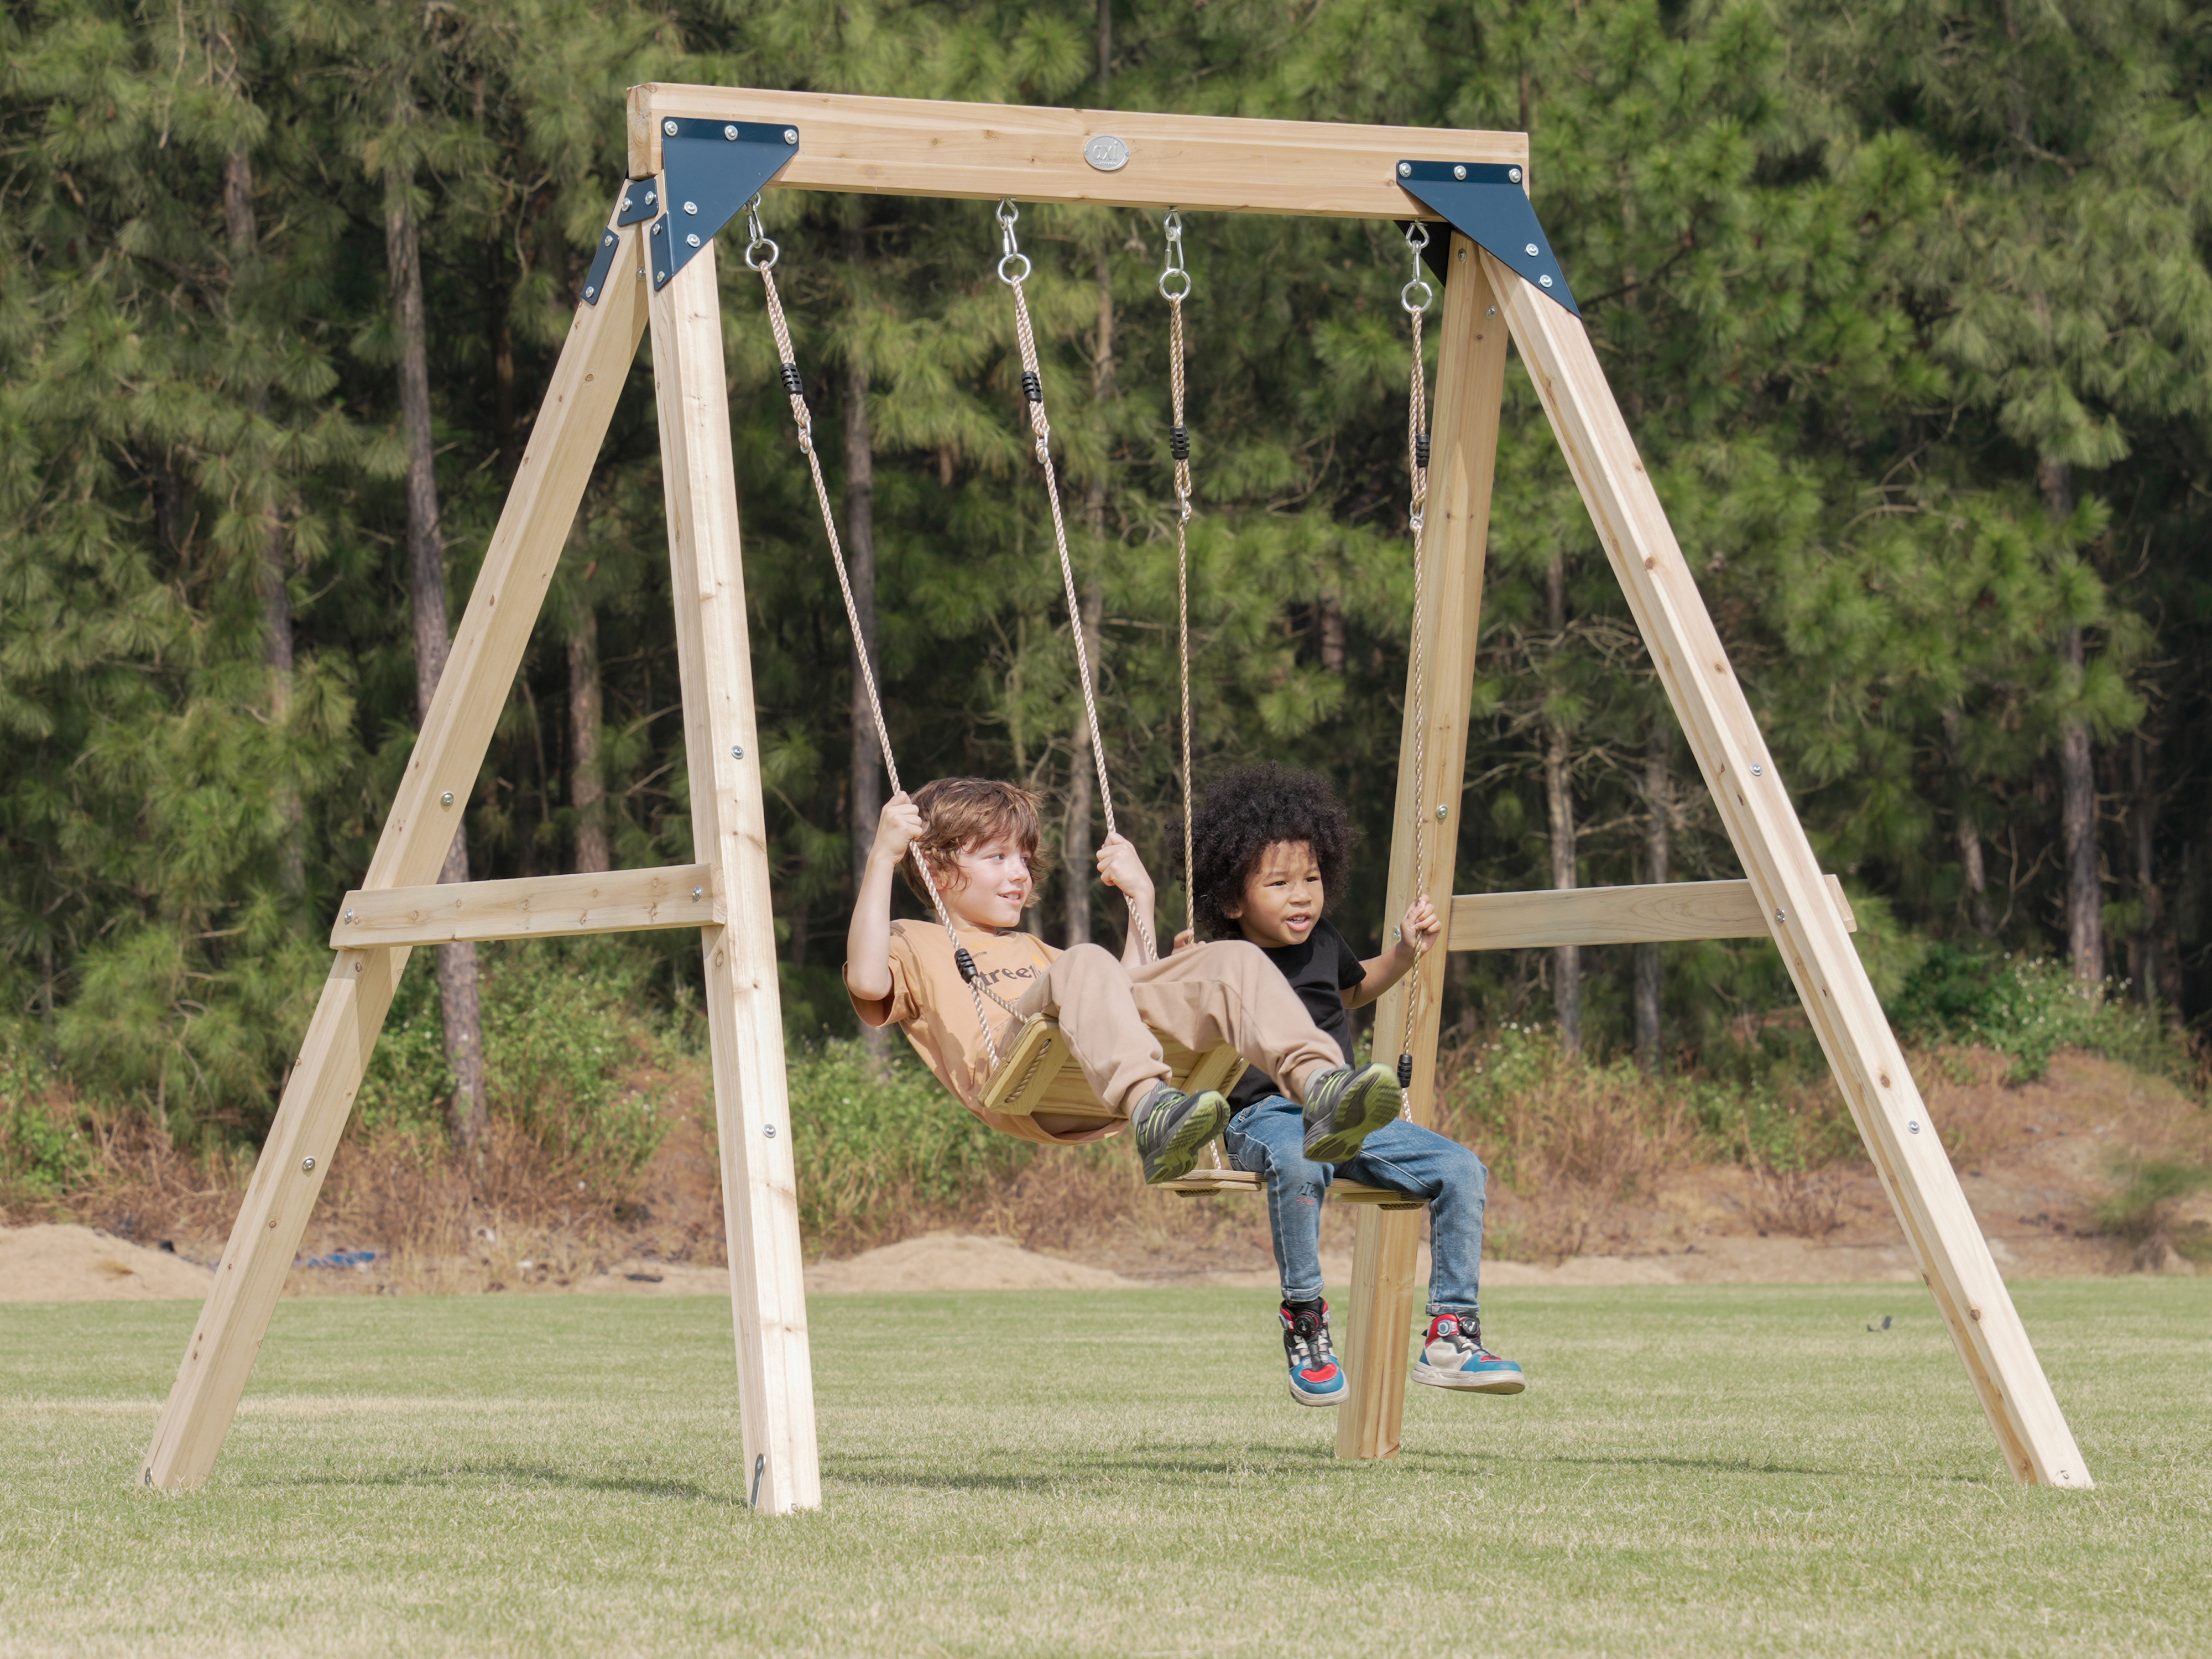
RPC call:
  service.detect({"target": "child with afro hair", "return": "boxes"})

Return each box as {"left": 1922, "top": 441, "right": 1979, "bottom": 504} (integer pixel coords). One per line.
{"left": 1183, "top": 763, "right": 1523, "bottom": 1407}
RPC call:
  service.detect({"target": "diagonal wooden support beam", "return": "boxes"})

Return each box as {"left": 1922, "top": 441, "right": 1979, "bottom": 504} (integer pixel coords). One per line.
{"left": 329, "top": 865, "right": 720, "bottom": 948}
{"left": 1448, "top": 875, "right": 1854, "bottom": 952}
{"left": 1486, "top": 248, "right": 2090, "bottom": 1488}
{"left": 1337, "top": 238, "right": 1509, "bottom": 1464}
{"left": 139, "top": 225, "right": 653, "bottom": 1494}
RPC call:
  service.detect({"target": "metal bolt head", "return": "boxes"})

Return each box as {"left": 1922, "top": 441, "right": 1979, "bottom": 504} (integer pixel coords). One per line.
{"left": 731, "top": 744, "right": 744, "bottom": 759}
{"left": 686, "top": 233, "right": 701, "bottom": 247}
{"left": 684, "top": 200, "right": 698, "bottom": 215}
{"left": 301, "top": 1156, "right": 316, "bottom": 1172}
{"left": 1453, "top": 164, "right": 1467, "bottom": 180}
{"left": 783, "top": 129, "right": 797, "bottom": 144}
{"left": 663, "top": 119, "right": 677, "bottom": 136}
{"left": 692, "top": 886, "right": 703, "bottom": 901}
{"left": 723, "top": 124, "right": 738, "bottom": 140}
{"left": 1750, "top": 763, "right": 1764, "bottom": 776}
{"left": 1525, "top": 243, "right": 1539, "bottom": 256}
{"left": 1509, "top": 166, "right": 1522, "bottom": 182}
{"left": 1398, "top": 161, "right": 1411, "bottom": 176}
{"left": 652, "top": 221, "right": 664, "bottom": 234}
{"left": 764, "top": 1124, "right": 778, "bottom": 1138}
{"left": 440, "top": 791, "right": 454, "bottom": 806}
{"left": 1539, "top": 275, "right": 1554, "bottom": 288}
{"left": 602, "top": 232, "right": 616, "bottom": 248}
{"left": 1775, "top": 909, "right": 1787, "bottom": 922}
{"left": 345, "top": 909, "right": 356, "bottom": 923}
{"left": 1435, "top": 805, "right": 1448, "bottom": 820}
{"left": 1485, "top": 305, "right": 1497, "bottom": 317}
{"left": 584, "top": 286, "right": 596, "bottom": 298}
{"left": 1908, "top": 1120, "right": 1922, "bottom": 1134}
{"left": 645, "top": 190, "right": 656, "bottom": 204}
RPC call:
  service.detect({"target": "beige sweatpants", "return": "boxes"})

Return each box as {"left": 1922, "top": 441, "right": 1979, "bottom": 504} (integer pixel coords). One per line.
{"left": 1009, "top": 940, "right": 1347, "bottom": 1117}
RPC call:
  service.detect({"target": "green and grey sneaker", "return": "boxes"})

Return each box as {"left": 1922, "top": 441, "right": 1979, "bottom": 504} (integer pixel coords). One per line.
{"left": 1300, "top": 1062, "right": 1403, "bottom": 1162}
{"left": 1132, "top": 1083, "right": 1230, "bottom": 1184}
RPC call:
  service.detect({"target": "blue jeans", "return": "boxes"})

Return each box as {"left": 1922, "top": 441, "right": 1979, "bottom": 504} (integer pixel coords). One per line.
{"left": 1224, "top": 1094, "right": 1488, "bottom": 1316}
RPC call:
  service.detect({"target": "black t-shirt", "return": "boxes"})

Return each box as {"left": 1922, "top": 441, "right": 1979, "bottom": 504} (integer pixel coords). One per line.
{"left": 1226, "top": 916, "right": 1366, "bottom": 1111}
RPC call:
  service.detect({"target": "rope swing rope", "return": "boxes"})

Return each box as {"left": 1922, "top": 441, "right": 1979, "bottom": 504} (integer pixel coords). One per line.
{"left": 741, "top": 200, "right": 1015, "bottom": 1068}
{"left": 1395, "top": 222, "right": 1436, "bottom": 1107}
{"left": 995, "top": 200, "right": 1159, "bottom": 966}
{"left": 1160, "top": 210, "right": 1197, "bottom": 945}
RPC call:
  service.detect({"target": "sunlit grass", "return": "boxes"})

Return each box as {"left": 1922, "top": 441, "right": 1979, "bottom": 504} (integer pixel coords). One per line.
{"left": 1, "top": 1281, "right": 2205, "bottom": 1656}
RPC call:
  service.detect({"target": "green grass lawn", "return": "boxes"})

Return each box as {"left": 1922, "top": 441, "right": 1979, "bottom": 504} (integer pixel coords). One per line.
{"left": 1, "top": 1281, "right": 2206, "bottom": 1657}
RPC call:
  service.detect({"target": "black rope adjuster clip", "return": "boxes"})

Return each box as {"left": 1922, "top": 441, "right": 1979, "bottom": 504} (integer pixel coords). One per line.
{"left": 954, "top": 947, "right": 982, "bottom": 985}
{"left": 1020, "top": 370, "right": 1043, "bottom": 405}
{"left": 1170, "top": 424, "right": 1191, "bottom": 461}
{"left": 1415, "top": 431, "right": 1431, "bottom": 468}
{"left": 1397, "top": 1052, "right": 1415, "bottom": 1091}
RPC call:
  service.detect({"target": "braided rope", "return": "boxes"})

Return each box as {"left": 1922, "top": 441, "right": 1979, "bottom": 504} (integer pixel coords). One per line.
{"left": 747, "top": 215, "right": 1013, "bottom": 1065}
{"left": 1165, "top": 222, "right": 1196, "bottom": 943}
{"left": 998, "top": 201, "right": 1157, "bottom": 964}
{"left": 1396, "top": 229, "right": 1436, "bottom": 1102}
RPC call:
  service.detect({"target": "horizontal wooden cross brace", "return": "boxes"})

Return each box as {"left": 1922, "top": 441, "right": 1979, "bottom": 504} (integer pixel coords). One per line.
{"left": 1448, "top": 875, "right": 1854, "bottom": 952}
{"left": 329, "top": 865, "right": 721, "bottom": 948}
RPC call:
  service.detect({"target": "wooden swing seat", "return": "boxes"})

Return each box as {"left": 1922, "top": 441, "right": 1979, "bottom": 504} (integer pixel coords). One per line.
{"left": 978, "top": 1014, "right": 1424, "bottom": 1209}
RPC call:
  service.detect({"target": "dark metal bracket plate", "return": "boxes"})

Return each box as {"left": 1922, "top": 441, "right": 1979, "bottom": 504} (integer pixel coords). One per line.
{"left": 579, "top": 223, "right": 625, "bottom": 307}
{"left": 1396, "top": 161, "right": 1579, "bottom": 316}
{"left": 649, "top": 118, "right": 801, "bottom": 291}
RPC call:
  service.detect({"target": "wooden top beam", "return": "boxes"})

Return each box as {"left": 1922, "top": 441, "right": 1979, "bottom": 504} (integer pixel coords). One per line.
{"left": 1448, "top": 876, "right": 1855, "bottom": 952}
{"left": 626, "top": 86, "right": 1526, "bottom": 218}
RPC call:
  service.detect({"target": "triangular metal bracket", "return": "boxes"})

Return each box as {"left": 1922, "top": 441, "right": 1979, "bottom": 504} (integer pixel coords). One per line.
{"left": 1397, "top": 161, "right": 1579, "bottom": 316}
{"left": 649, "top": 118, "right": 801, "bottom": 291}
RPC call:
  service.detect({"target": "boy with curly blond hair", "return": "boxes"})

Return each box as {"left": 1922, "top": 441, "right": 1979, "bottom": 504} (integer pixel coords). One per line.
{"left": 844, "top": 777, "right": 1406, "bottom": 1182}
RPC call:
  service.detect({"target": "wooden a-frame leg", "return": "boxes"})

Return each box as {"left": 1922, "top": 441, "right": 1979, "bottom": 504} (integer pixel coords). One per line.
{"left": 1486, "top": 251, "right": 2091, "bottom": 1489}
{"left": 1338, "top": 242, "right": 1510, "bottom": 1463}
{"left": 648, "top": 241, "right": 820, "bottom": 1515}
{"left": 140, "top": 229, "right": 653, "bottom": 1491}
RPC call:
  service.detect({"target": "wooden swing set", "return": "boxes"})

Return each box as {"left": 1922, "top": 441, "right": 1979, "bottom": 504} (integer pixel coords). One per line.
{"left": 139, "top": 87, "right": 2093, "bottom": 1512}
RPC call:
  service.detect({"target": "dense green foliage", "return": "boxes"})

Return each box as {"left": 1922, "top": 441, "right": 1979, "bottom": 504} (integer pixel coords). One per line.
{"left": 4, "top": 1, "right": 2210, "bottom": 1148}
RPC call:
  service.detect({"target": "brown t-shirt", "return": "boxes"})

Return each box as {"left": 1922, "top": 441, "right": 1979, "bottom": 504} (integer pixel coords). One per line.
{"left": 847, "top": 921, "right": 1114, "bottom": 1146}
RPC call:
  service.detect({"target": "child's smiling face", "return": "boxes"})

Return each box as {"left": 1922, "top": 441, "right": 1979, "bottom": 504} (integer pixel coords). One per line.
{"left": 1224, "top": 839, "right": 1323, "bottom": 950}
{"left": 941, "top": 833, "right": 1034, "bottom": 930}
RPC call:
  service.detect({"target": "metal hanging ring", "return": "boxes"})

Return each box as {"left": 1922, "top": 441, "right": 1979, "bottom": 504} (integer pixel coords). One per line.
{"left": 742, "top": 196, "right": 778, "bottom": 270}
{"left": 1401, "top": 219, "right": 1433, "bottom": 314}
{"left": 1158, "top": 209, "right": 1191, "bottom": 300}
{"left": 995, "top": 198, "right": 1029, "bottom": 284}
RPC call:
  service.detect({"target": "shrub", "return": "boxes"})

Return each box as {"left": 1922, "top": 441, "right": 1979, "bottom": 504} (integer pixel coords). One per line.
{"left": 0, "top": 1037, "right": 93, "bottom": 1207}
{"left": 354, "top": 942, "right": 671, "bottom": 1183}
{"left": 1889, "top": 947, "right": 2187, "bottom": 1084}
{"left": 784, "top": 1040, "right": 1032, "bottom": 1255}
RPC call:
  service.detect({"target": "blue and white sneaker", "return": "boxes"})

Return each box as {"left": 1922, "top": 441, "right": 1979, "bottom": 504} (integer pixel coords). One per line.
{"left": 1281, "top": 1301, "right": 1348, "bottom": 1407}
{"left": 1412, "top": 1311, "right": 1524, "bottom": 1394}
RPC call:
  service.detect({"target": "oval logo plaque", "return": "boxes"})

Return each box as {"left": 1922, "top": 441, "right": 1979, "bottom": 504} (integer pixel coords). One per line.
{"left": 1083, "top": 134, "right": 1131, "bottom": 172}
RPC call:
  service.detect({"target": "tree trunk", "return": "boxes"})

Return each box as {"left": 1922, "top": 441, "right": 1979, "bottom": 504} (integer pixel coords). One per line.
{"left": 1942, "top": 707, "right": 1996, "bottom": 938}
{"left": 1545, "top": 550, "right": 1580, "bottom": 1056}
{"left": 844, "top": 223, "right": 890, "bottom": 1068}
{"left": 568, "top": 606, "right": 608, "bottom": 874}
{"left": 1634, "top": 719, "right": 1669, "bottom": 1075}
{"left": 387, "top": 173, "right": 487, "bottom": 1149}
{"left": 2130, "top": 732, "right": 2158, "bottom": 1009}
{"left": 2041, "top": 458, "right": 2103, "bottom": 987}
{"left": 223, "top": 145, "right": 305, "bottom": 901}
